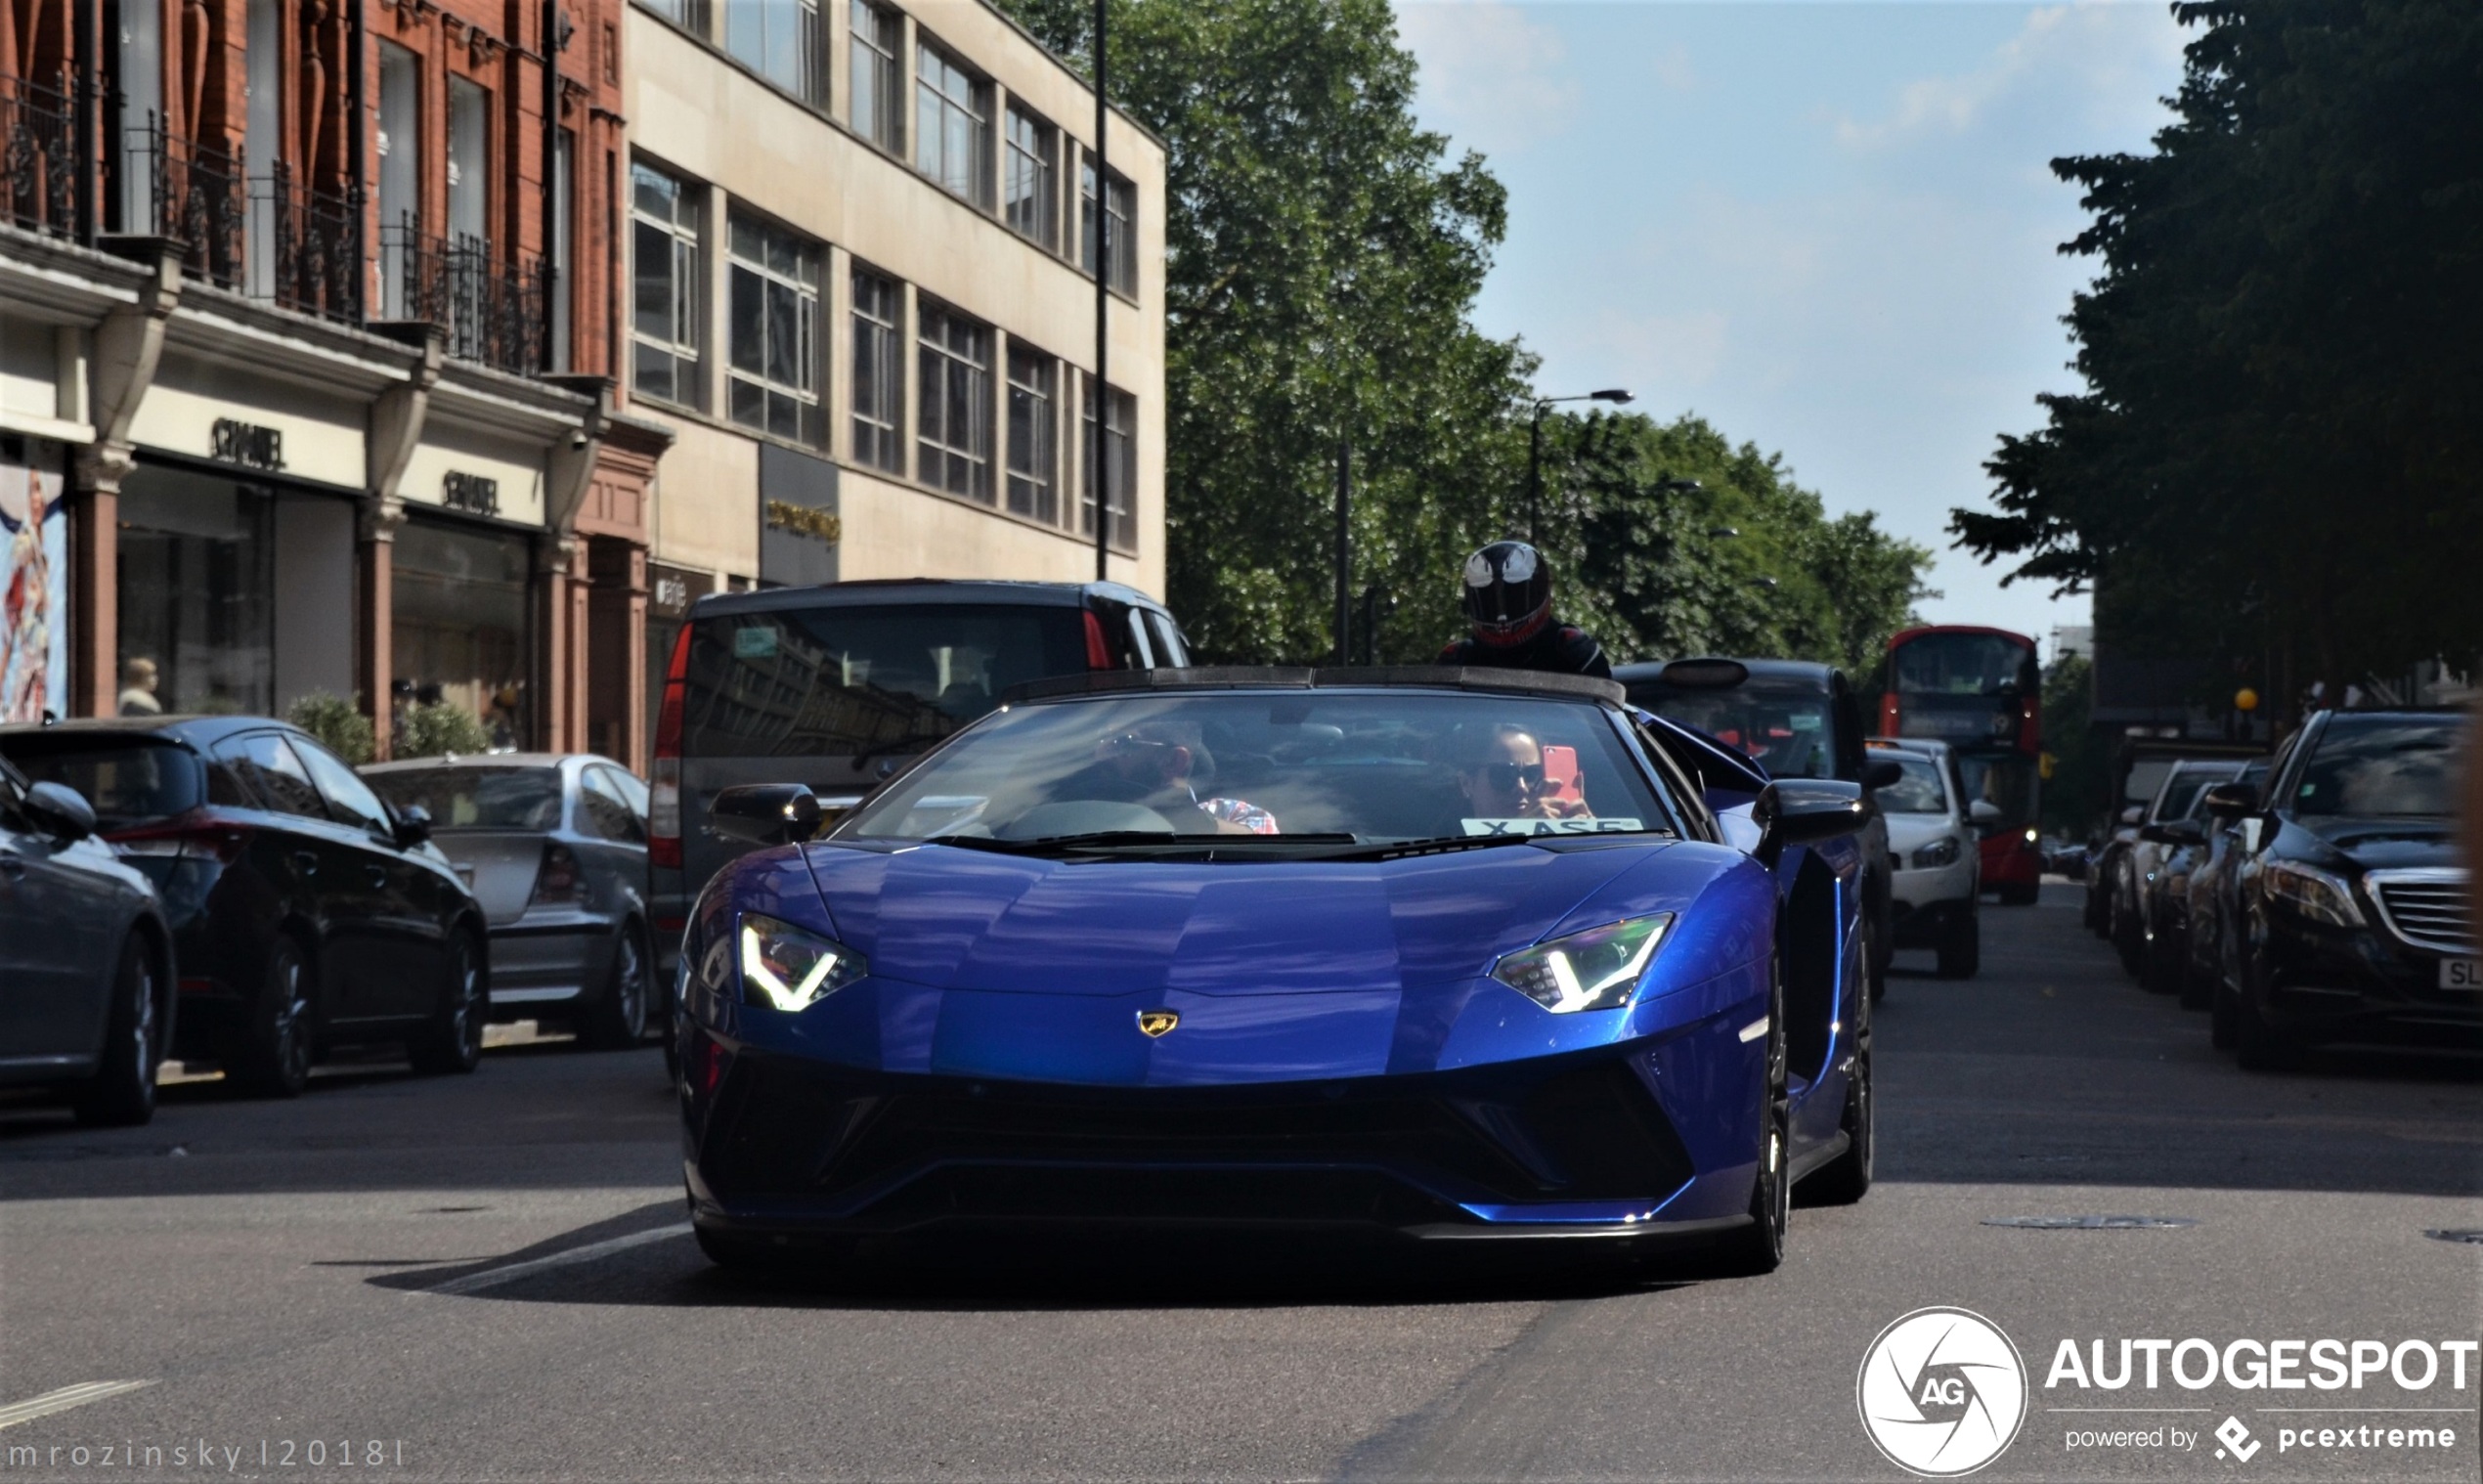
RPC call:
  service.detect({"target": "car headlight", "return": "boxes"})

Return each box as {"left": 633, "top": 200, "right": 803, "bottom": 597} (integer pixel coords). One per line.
{"left": 1911, "top": 837, "right": 1961, "bottom": 869}
{"left": 2262, "top": 859, "right": 2364, "bottom": 928}
{"left": 738, "top": 912, "right": 868, "bottom": 1011}
{"left": 1491, "top": 914, "right": 1674, "bottom": 1014}
{"left": 2023, "top": 826, "right": 2039, "bottom": 846}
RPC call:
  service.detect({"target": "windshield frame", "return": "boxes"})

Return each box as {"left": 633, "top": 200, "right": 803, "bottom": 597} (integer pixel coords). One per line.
{"left": 830, "top": 683, "right": 1684, "bottom": 851}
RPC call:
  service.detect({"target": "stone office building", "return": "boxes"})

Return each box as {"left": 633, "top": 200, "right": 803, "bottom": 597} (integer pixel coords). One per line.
{"left": 0, "top": 0, "right": 669, "bottom": 760}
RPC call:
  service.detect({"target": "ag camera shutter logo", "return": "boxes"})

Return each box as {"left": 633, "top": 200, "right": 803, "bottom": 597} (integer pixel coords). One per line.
{"left": 1857, "top": 1307, "right": 2029, "bottom": 1476}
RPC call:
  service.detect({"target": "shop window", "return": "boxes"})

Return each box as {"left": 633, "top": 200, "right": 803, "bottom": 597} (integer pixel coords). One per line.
{"left": 631, "top": 159, "right": 704, "bottom": 409}
{"left": 916, "top": 299, "right": 990, "bottom": 502}
{"left": 115, "top": 469, "right": 275, "bottom": 717}
{"left": 392, "top": 519, "right": 533, "bottom": 750}
{"left": 727, "top": 212, "right": 823, "bottom": 446}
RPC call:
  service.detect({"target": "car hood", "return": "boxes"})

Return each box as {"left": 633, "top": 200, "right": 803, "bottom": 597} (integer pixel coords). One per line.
{"left": 2290, "top": 814, "right": 2459, "bottom": 872}
{"left": 801, "top": 839, "right": 1692, "bottom": 997}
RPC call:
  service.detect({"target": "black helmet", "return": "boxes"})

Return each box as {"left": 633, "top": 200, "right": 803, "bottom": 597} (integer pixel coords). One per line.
{"left": 1461, "top": 541, "right": 1553, "bottom": 646}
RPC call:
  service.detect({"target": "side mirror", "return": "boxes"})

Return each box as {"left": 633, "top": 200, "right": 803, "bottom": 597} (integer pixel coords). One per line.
{"left": 2119, "top": 806, "right": 2145, "bottom": 827}
{"left": 1754, "top": 779, "right": 1866, "bottom": 867}
{"left": 1861, "top": 758, "right": 1904, "bottom": 792}
{"left": 22, "top": 780, "right": 96, "bottom": 841}
{"left": 708, "top": 783, "right": 821, "bottom": 847}
{"left": 393, "top": 804, "right": 433, "bottom": 849}
{"left": 1968, "top": 799, "right": 2003, "bottom": 826}
{"left": 2200, "top": 781, "right": 2258, "bottom": 819}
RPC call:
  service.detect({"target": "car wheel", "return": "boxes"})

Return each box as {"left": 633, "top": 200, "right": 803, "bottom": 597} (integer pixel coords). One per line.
{"left": 1864, "top": 916, "right": 1887, "bottom": 1004}
{"left": 1802, "top": 991, "right": 1871, "bottom": 1205}
{"left": 2233, "top": 954, "right": 2301, "bottom": 1071}
{"left": 410, "top": 930, "right": 485, "bottom": 1075}
{"left": 2112, "top": 881, "right": 2145, "bottom": 977}
{"left": 2177, "top": 937, "right": 2214, "bottom": 1011}
{"left": 2209, "top": 965, "right": 2241, "bottom": 1049}
{"left": 582, "top": 926, "right": 651, "bottom": 1051}
{"left": 231, "top": 937, "right": 315, "bottom": 1099}
{"left": 2083, "top": 873, "right": 2108, "bottom": 934}
{"left": 2140, "top": 916, "right": 2184, "bottom": 995}
{"left": 1935, "top": 909, "right": 1980, "bottom": 980}
{"left": 73, "top": 935, "right": 161, "bottom": 1128}
{"left": 1718, "top": 961, "right": 1791, "bottom": 1274}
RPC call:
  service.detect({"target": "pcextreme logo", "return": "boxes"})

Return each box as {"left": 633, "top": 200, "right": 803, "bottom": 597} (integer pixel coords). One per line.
{"left": 1857, "top": 1307, "right": 2030, "bottom": 1477}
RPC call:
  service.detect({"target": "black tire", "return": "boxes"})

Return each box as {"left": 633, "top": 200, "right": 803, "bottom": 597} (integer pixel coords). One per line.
{"left": 231, "top": 936, "right": 315, "bottom": 1099}
{"left": 1935, "top": 909, "right": 1980, "bottom": 981}
{"left": 409, "top": 929, "right": 486, "bottom": 1075}
{"left": 1864, "top": 915, "right": 1888, "bottom": 1005}
{"left": 582, "top": 926, "right": 652, "bottom": 1051}
{"left": 1717, "top": 962, "right": 1791, "bottom": 1274}
{"left": 73, "top": 934, "right": 161, "bottom": 1127}
{"left": 2210, "top": 968, "right": 2241, "bottom": 1049}
{"left": 2111, "top": 879, "right": 2145, "bottom": 977}
{"left": 2177, "top": 938, "right": 2214, "bottom": 1011}
{"left": 2234, "top": 976, "right": 2302, "bottom": 1071}
{"left": 2083, "top": 875, "right": 2108, "bottom": 934}
{"left": 2140, "top": 913, "right": 2184, "bottom": 995}
{"left": 1802, "top": 990, "right": 1872, "bottom": 1205}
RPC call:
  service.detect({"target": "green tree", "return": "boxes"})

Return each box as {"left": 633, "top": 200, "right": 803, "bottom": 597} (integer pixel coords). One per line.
{"left": 1953, "top": 0, "right": 2483, "bottom": 703}
{"left": 285, "top": 691, "right": 376, "bottom": 765}
{"left": 399, "top": 702, "right": 493, "bottom": 760}
{"left": 2038, "top": 652, "right": 2109, "bottom": 839}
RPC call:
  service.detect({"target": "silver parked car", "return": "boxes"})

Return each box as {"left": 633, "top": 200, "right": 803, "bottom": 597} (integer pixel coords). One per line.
{"left": 362, "top": 754, "right": 654, "bottom": 1049}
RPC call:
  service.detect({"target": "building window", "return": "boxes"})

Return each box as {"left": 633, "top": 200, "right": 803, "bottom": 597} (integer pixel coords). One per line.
{"left": 727, "top": 0, "right": 822, "bottom": 106}
{"left": 727, "top": 213, "right": 822, "bottom": 445}
{"left": 1003, "top": 104, "right": 1056, "bottom": 248}
{"left": 637, "top": 0, "right": 710, "bottom": 37}
{"left": 916, "top": 300, "right": 991, "bottom": 502}
{"left": 1080, "top": 155, "right": 1137, "bottom": 294}
{"left": 631, "top": 160, "right": 703, "bottom": 408}
{"left": 849, "top": 0, "right": 901, "bottom": 151}
{"left": 1005, "top": 344, "right": 1056, "bottom": 523}
{"left": 849, "top": 267, "right": 902, "bottom": 472}
{"left": 1080, "top": 375, "right": 1136, "bottom": 548}
{"left": 913, "top": 42, "right": 988, "bottom": 206}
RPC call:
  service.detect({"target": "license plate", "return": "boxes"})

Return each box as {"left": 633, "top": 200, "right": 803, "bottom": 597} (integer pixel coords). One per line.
{"left": 2441, "top": 959, "right": 2483, "bottom": 990}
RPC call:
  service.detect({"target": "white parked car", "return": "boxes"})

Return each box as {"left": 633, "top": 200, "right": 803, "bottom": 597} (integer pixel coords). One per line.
{"left": 1870, "top": 741, "right": 1998, "bottom": 979}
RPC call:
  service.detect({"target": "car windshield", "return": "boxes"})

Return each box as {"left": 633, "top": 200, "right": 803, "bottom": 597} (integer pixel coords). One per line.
{"left": 2156, "top": 765, "right": 2239, "bottom": 822}
{"left": 367, "top": 766, "right": 563, "bottom": 831}
{"left": 1627, "top": 677, "right": 1837, "bottom": 779}
{"left": 1875, "top": 755, "right": 1948, "bottom": 814}
{"left": 0, "top": 737, "right": 201, "bottom": 827}
{"left": 680, "top": 603, "right": 1089, "bottom": 760}
{"left": 838, "top": 688, "right": 1677, "bottom": 850}
{"left": 2293, "top": 717, "right": 2463, "bottom": 818}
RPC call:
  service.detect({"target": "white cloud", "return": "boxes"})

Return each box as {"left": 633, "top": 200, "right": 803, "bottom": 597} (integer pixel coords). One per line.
{"left": 1394, "top": 1, "right": 1581, "bottom": 156}
{"left": 1834, "top": 3, "right": 2188, "bottom": 153}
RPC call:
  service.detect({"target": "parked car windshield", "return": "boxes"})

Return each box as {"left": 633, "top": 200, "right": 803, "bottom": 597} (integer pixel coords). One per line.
{"left": 839, "top": 689, "right": 1677, "bottom": 848}
{"left": 367, "top": 766, "right": 564, "bottom": 831}
{"left": 0, "top": 735, "right": 201, "bottom": 827}
{"left": 1875, "top": 755, "right": 1949, "bottom": 814}
{"left": 1627, "top": 677, "right": 1836, "bottom": 779}
{"left": 681, "top": 603, "right": 1091, "bottom": 760}
{"left": 2293, "top": 716, "right": 2463, "bottom": 818}
{"left": 2156, "top": 764, "right": 2240, "bottom": 822}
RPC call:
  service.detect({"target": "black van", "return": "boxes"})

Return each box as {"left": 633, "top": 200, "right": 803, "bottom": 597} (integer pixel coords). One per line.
{"left": 648, "top": 580, "right": 1189, "bottom": 957}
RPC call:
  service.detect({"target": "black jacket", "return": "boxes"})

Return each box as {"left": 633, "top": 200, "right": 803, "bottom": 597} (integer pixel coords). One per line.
{"left": 1437, "top": 623, "right": 1612, "bottom": 679}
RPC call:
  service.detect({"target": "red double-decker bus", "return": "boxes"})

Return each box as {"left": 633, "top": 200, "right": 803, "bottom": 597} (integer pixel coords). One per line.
{"left": 1879, "top": 626, "right": 2043, "bottom": 904}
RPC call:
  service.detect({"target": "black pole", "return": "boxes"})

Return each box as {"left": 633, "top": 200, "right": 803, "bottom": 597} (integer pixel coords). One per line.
{"left": 1332, "top": 439, "right": 1350, "bottom": 666}
{"left": 1091, "top": 0, "right": 1110, "bottom": 582}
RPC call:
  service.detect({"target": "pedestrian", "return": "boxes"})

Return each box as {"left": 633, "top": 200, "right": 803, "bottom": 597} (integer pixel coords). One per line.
{"left": 1436, "top": 541, "right": 1611, "bottom": 678}
{"left": 116, "top": 656, "right": 161, "bottom": 716}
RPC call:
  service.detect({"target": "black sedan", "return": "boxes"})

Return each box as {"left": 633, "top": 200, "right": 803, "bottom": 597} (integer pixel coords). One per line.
{"left": 2224, "top": 709, "right": 2472, "bottom": 1068}
{"left": 0, "top": 717, "right": 490, "bottom": 1096}
{"left": 0, "top": 756, "right": 176, "bottom": 1124}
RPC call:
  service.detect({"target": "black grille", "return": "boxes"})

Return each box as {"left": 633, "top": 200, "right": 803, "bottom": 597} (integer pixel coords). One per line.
{"left": 701, "top": 1052, "right": 1696, "bottom": 1225}
{"left": 2373, "top": 876, "right": 2472, "bottom": 955}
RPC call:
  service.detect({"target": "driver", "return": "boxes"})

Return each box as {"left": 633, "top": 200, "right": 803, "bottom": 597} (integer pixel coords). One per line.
{"left": 1063, "top": 719, "right": 1278, "bottom": 835}
{"left": 1455, "top": 724, "right": 1591, "bottom": 823}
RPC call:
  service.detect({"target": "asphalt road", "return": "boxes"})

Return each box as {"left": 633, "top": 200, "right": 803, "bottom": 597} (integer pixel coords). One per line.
{"left": 4, "top": 884, "right": 2478, "bottom": 1482}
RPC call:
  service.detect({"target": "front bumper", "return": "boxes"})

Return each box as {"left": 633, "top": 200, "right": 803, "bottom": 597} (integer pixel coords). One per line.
{"left": 1889, "top": 895, "right": 1973, "bottom": 948}
{"left": 679, "top": 1034, "right": 1757, "bottom": 1247}
{"left": 2257, "top": 913, "right": 2483, "bottom": 1051}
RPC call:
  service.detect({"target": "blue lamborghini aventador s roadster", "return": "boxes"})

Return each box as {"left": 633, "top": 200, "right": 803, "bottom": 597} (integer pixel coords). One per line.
{"left": 674, "top": 667, "right": 1875, "bottom": 1274}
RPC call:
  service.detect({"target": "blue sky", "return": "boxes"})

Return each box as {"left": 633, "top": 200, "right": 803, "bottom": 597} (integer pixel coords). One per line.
{"left": 1392, "top": 1, "right": 2193, "bottom": 658}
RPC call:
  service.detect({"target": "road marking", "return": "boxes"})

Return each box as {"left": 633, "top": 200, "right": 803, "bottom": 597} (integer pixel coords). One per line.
{"left": 0, "top": 1380, "right": 157, "bottom": 1431}
{"left": 423, "top": 1223, "right": 692, "bottom": 1295}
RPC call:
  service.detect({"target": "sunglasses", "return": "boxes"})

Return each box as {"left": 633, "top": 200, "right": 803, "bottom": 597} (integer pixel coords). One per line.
{"left": 1475, "top": 762, "right": 1546, "bottom": 791}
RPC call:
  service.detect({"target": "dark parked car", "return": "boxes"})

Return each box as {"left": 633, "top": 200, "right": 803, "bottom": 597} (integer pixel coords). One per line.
{"left": 2178, "top": 761, "right": 2270, "bottom": 1019}
{"left": 649, "top": 580, "right": 1192, "bottom": 957}
{"left": 0, "top": 756, "right": 176, "bottom": 1125}
{"left": 2222, "top": 709, "right": 2471, "bottom": 1069}
{"left": 2108, "top": 758, "right": 2245, "bottom": 978}
{"left": 2084, "top": 739, "right": 2259, "bottom": 936}
{"left": 1618, "top": 657, "right": 1900, "bottom": 999}
{"left": 2131, "top": 759, "right": 2252, "bottom": 994}
{"left": 364, "top": 754, "right": 654, "bottom": 1049}
{"left": 0, "top": 717, "right": 490, "bottom": 1096}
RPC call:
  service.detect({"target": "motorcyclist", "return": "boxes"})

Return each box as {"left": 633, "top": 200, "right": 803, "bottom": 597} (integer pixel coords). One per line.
{"left": 1436, "top": 541, "right": 1611, "bottom": 677}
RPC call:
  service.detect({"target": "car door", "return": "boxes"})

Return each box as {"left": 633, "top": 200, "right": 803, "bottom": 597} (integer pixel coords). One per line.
{"left": 215, "top": 730, "right": 381, "bottom": 1024}
{"left": 0, "top": 765, "right": 116, "bottom": 1065}
{"left": 294, "top": 735, "right": 445, "bottom": 1021}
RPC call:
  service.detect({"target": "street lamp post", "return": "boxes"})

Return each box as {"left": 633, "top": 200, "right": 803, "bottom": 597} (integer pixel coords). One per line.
{"left": 1526, "top": 389, "right": 1633, "bottom": 542}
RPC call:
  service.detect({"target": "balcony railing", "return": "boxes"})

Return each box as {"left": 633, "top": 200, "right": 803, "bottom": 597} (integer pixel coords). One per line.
{"left": 379, "top": 221, "right": 547, "bottom": 376}
{"left": 246, "top": 163, "right": 362, "bottom": 324}
{"left": 119, "top": 114, "right": 245, "bottom": 286}
{"left": 1, "top": 69, "right": 81, "bottom": 240}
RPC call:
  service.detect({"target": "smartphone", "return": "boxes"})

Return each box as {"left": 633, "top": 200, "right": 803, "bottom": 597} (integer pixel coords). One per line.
{"left": 1541, "top": 745, "right": 1582, "bottom": 807}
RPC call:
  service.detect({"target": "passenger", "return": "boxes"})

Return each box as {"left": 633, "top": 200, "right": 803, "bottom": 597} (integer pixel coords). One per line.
{"left": 1455, "top": 723, "right": 1591, "bottom": 824}
{"left": 1066, "top": 719, "right": 1278, "bottom": 834}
